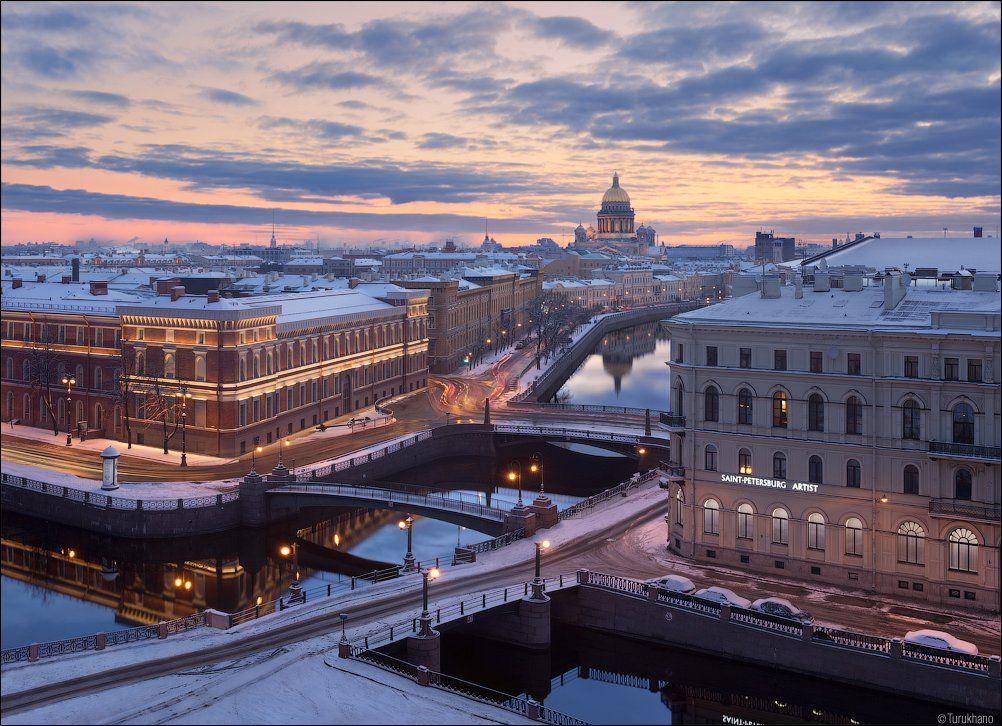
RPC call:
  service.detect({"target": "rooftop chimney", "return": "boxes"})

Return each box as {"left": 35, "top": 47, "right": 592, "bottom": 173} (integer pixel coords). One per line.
{"left": 974, "top": 226, "right": 983, "bottom": 238}
{"left": 843, "top": 271, "right": 864, "bottom": 292}
{"left": 71, "top": 257, "right": 80, "bottom": 282}
{"left": 813, "top": 270, "right": 831, "bottom": 292}
{"left": 794, "top": 276, "right": 803, "bottom": 299}
{"left": 883, "top": 272, "right": 906, "bottom": 310}
{"left": 36, "top": 273, "right": 46, "bottom": 283}
{"left": 12, "top": 278, "right": 23, "bottom": 289}
{"left": 348, "top": 277, "right": 361, "bottom": 289}
{"left": 760, "top": 274, "right": 781, "bottom": 299}
{"left": 207, "top": 289, "right": 220, "bottom": 303}
{"left": 89, "top": 281, "right": 108, "bottom": 296}
{"left": 170, "top": 285, "right": 185, "bottom": 301}
{"left": 61, "top": 275, "right": 72, "bottom": 284}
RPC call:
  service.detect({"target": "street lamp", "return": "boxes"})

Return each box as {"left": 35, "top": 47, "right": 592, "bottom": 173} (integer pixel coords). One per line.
{"left": 530, "top": 453, "right": 544, "bottom": 495}
{"left": 420, "top": 565, "right": 441, "bottom": 631}
{"left": 61, "top": 375, "right": 76, "bottom": 446}
{"left": 279, "top": 438, "right": 291, "bottom": 468}
{"left": 507, "top": 461, "right": 523, "bottom": 506}
{"left": 175, "top": 385, "right": 192, "bottom": 467}
{"left": 533, "top": 540, "right": 550, "bottom": 582}
{"left": 398, "top": 515, "right": 416, "bottom": 571}
{"left": 279, "top": 542, "right": 302, "bottom": 600}
{"left": 250, "top": 435, "right": 262, "bottom": 476}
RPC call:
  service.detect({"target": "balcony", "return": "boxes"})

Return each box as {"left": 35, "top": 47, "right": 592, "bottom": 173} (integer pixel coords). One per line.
{"left": 657, "top": 464, "right": 686, "bottom": 487}
{"left": 929, "top": 499, "right": 1001, "bottom": 523}
{"left": 659, "top": 412, "right": 686, "bottom": 429}
{"left": 928, "top": 441, "right": 1001, "bottom": 463}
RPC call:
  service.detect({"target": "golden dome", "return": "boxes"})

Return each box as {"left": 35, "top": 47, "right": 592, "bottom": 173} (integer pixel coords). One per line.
{"left": 601, "top": 172, "right": 631, "bottom": 205}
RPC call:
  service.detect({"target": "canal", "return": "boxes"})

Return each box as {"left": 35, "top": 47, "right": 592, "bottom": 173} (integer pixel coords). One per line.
{"left": 437, "top": 622, "right": 963, "bottom": 724}
{"left": 0, "top": 482, "right": 589, "bottom": 650}
{"left": 553, "top": 322, "right": 672, "bottom": 410}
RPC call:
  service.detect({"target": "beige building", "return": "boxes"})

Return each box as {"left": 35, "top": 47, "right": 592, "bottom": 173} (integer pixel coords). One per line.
{"left": 662, "top": 270, "right": 1001, "bottom": 611}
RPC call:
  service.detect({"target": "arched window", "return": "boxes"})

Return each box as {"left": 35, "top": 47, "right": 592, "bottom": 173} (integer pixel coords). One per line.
{"left": 239, "top": 358, "right": 247, "bottom": 381}
{"left": 772, "top": 391, "right": 788, "bottom": 428}
{"left": 844, "top": 517, "right": 864, "bottom": 556}
{"left": 703, "top": 386, "right": 719, "bottom": 422}
{"left": 163, "top": 354, "right": 175, "bottom": 379}
{"left": 846, "top": 459, "right": 862, "bottom": 488}
{"left": 704, "top": 444, "right": 718, "bottom": 472}
{"left": 845, "top": 396, "right": 863, "bottom": 435}
{"left": 737, "top": 503, "right": 754, "bottom": 539}
{"left": 4, "top": 358, "right": 11, "bottom": 381}
{"left": 673, "top": 381, "right": 684, "bottom": 416}
{"left": 94, "top": 368, "right": 103, "bottom": 390}
{"left": 903, "top": 465, "right": 920, "bottom": 495}
{"left": 737, "top": 388, "right": 753, "bottom": 425}
{"left": 23, "top": 393, "right": 32, "bottom": 422}
{"left": 675, "top": 488, "right": 684, "bottom": 526}
{"left": 703, "top": 498, "right": 720, "bottom": 535}
{"left": 897, "top": 521, "right": 925, "bottom": 564}
{"left": 738, "top": 448, "right": 752, "bottom": 475}
{"left": 287, "top": 348, "right": 294, "bottom": 368}
{"left": 955, "top": 469, "right": 973, "bottom": 500}
{"left": 808, "top": 394, "right": 825, "bottom": 431}
{"left": 194, "top": 356, "right": 206, "bottom": 382}
{"left": 771, "top": 508, "right": 789, "bottom": 544}
{"left": 948, "top": 528, "right": 978, "bottom": 572}
{"left": 772, "top": 452, "right": 787, "bottom": 480}
{"left": 807, "top": 512, "right": 826, "bottom": 550}
{"left": 22, "top": 360, "right": 31, "bottom": 381}
{"left": 952, "top": 403, "right": 975, "bottom": 444}
{"left": 808, "top": 455, "right": 824, "bottom": 484}
{"left": 902, "top": 399, "right": 921, "bottom": 440}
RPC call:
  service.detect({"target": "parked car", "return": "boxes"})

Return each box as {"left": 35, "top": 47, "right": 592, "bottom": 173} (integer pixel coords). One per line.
{"left": 750, "top": 597, "right": 813, "bottom": 623}
{"left": 693, "top": 586, "right": 751, "bottom": 609}
{"left": 904, "top": 629, "right": 979, "bottom": 655}
{"left": 647, "top": 574, "right": 696, "bottom": 595}
{"left": 515, "top": 340, "right": 527, "bottom": 350}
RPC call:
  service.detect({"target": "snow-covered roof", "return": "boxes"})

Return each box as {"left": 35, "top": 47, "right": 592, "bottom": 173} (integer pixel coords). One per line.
{"left": 674, "top": 281, "right": 1000, "bottom": 335}
{"left": 799, "top": 237, "right": 1001, "bottom": 274}
{"left": 1, "top": 280, "right": 148, "bottom": 314}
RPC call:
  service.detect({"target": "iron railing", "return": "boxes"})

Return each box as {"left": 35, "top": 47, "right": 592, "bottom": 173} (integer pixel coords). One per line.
{"left": 305, "top": 431, "right": 434, "bottom": 479}
{"left": 929, "top": 499, "right": 1001, "bottom": 522}
{"left": 493, "top": 423, "right": 641, "bottom": 444}
{"left": 557, "top": 469, "right": 660, "bottom": 521}
{"left": 1, "top": 472, "right": 239, "bottom": 511}
{"left": 929, "top": 441, "right": 1001, "bottom": 461}
{"left": 659, "top": 412, "right": 686, "bottom": 428}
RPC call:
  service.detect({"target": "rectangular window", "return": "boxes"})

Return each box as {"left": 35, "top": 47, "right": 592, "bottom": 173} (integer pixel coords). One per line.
{"left": 197, "top": 331, "right": 206, "bottom": 345}
{"left": 904, "top": 356, "right": 918, "bottom": 378}
{"left": 239, "top": 402, "right": 246, "bottom": 427}
{"left": 774, "top": 350, "right": 787, "bottom": 371}
{"left": 739, "top": 348, "right": 751, "bottom": 369}
{"left": 136, "top": 328, "right": 145, "bottom": 341}
{"left": 810, "top": 351, "right": 823, "bottom": 374}
{"left": 912, "top": 582, "right": 923, "bottom": 592}
{"left": 740, "top": 555, "right": 750, "bottom": 564}
{"left": 810, "top": 566, "right": 821, "bottom": 575}
{"left": 967, "top": 359, "right": 982, "bottom": 382}
{"left": 944, "top": 357, "right": 959, "bottom": 380}
{"left": 706, "top": 346, "right": 717, "bottom": 366}
{"left": 95, "top": 328, "right": 104, "bottom": 348}
{"left": 673, "top": 343, "right": 684, "bottom": 364}
{"left": 847, "top": 353, "right": 861, "bottom": 375}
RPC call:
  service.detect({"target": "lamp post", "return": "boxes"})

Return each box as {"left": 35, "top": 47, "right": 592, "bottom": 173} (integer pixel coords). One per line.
{"left": 530, "top": 452, "right": 544, "bottom": 495}
{"left": 398, "top": 515, "right": 416, "bottom": 571}
{"left": 419, "top": 565, "right": 441, "bottom": 633}
{"left": 279, "top": 542, "right": 302, "bottom": 600}
{"left": 534, "top": 540, "right": 550, "bottom": 582}
{"left": 664, "top": 514, "right": 671, "bottom": 550}
{"left": 249, "top": 435, "right": 262, "bottom": 476}
{"left": 61, "top": 375, "right": 76, "bottom": 446}
{"left": 175, "top": 385, "right": 192, "bottom": 467}
{"left": 506, "top": 460, "right": 523, "bottom": 507}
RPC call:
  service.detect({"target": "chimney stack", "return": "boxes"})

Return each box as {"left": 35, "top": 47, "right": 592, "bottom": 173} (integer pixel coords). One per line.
{"left": 973, "top": 226, "right": 983, "bottom": 238}
{"left": 170, "top": 285, "right": 185, "bottom": 301}
{"left": 12, "top": 278, "right": 23, "bottom": 289}
{"left": 348, "top": 277, "right": 361, "bottom": 289}
{"left": 71, "top": 257, "right": 80, "bottom": 282}
{"left": 89, "top": 281, "right": 108, "bottom": 296}
{"left": 61, "top": 275, "right": 72, "bottom": 284}
{"left": 36, "top": 273, "right": 46, "bottom": 283}
{"left": 207, "top": 289, "right": 220, "bottom": 303}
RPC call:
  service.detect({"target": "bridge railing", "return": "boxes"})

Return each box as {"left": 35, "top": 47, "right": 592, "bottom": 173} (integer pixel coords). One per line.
{"left": 582, "top": 571, "right": 997, "bottom": 675}
{"left": 1, "top": 472, "right": 240, "bottom": 511}
{"left": 558, "top": 468, "right": 661, "bottom": 521}
{"left": 347, "top": 647, "right": 584, "bottom": 725}
{"left": 493, "top": 423, "right": 641, "bottom": 444}
{"left": 270, "top": 483, "right": 507, "bottom": 522}
{"left": 306, "top": 431, "right": 434, "bottom": 479}
{"left": 505, "top": 401, "right": 669, "bottom": 418}
{"left": 0, "top": 612, "right": 204, "bottom": 665}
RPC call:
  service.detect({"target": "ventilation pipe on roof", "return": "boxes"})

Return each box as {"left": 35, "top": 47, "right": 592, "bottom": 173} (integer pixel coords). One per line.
{"left": 814, "top": 270, "right": 830, "bottom": 292}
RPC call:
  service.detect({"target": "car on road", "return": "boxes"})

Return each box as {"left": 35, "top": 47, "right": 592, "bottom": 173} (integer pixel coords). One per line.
{"left": 647, "top": 574, "right": 696, "bottom": 595}
{"left": 515, "top": 340, "right": 527, "bottom": 350}
{"left": 750, "top": 597, "right": 813, "bottom": 623}
{"left": 903, "top": 629, "right": 979, "bottom": 655}
{"left": 693, "top": 586, "right": 751, "bottom": 609}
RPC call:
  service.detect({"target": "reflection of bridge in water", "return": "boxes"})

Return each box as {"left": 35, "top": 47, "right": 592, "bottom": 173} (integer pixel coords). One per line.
{"left": 0, "top": 506, "right": 396, "bottom": 628}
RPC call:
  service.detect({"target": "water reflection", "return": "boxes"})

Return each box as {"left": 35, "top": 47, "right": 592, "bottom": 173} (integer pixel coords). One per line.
{"left": 554, "top": 322, "right": 671, "bottom": 410}
{"left": 1, "top": 483, "right": 584, "bottom": 649}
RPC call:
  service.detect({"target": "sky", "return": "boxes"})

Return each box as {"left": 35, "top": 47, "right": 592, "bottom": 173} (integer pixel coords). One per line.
{"left": 1, "top": 1, "right": 1000, "bottom": 249}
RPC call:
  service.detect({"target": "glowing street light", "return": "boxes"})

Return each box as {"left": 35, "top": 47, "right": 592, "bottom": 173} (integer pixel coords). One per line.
{"left": 534, "top": 540, "right": 550, "bottom": 582}
{"left": 61, "top": 375, "right": 76, "bottom": 446}
{"left": 399, "top": 515, "right": 416, "bottom": 571}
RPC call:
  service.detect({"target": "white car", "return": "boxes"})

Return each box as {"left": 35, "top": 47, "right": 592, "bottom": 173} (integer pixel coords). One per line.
{"left": 904, "top": 629, "right": 979, "bottom": 655}
{"left": 647, "top": 574, "right": 696, "bottom": 595}
{"left": 750, "top": 597, "right": 813, "bottom": 623}
{"left": 693, "top": 586, "right": 751, "bottom": 609}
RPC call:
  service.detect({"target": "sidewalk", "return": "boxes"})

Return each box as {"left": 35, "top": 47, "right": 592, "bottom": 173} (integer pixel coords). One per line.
{"left": 0, "top": 425, "right": 234, "bottom": 466}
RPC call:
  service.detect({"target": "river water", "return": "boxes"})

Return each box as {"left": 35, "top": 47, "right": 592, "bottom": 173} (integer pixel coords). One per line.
{"left": 553, "top": 322, "right": 671, "bottom": 410}
{"left": 1, "top": 483, "right": 585, "bottom": 649}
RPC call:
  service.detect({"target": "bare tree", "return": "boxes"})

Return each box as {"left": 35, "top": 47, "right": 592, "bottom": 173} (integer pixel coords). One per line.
{"left": 25, "top": 323, "right": 62, "bottom": 435}
{"left": 140, "top": 361, "right": 181, "bottom": 455}
{"left": 112, "top": 348, "right": 138, "bottom": 449}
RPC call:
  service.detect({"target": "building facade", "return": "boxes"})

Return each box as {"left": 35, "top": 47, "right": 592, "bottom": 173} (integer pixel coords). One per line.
{"left": 2, "top": 279, "right": 429, "bottom": 456}
{"left": 662, "top": 271, "right": 1001, "bottom": 611}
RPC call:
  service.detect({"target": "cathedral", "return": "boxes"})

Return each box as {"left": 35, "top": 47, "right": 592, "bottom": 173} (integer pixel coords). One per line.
{"left": 573, "top": 173, "right": 656, "bottom": 256}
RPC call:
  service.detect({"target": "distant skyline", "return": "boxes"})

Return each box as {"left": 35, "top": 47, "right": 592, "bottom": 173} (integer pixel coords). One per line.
{"left": 1, "top": 1, "right": 1000, "bottom": 247}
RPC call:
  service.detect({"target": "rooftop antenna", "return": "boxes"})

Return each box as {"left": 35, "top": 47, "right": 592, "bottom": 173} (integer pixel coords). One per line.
{"left": 942, "top": 227, "right": 948, "bottom": 238}
{"left": 270, "top": 211, "right": 277, "bottom": 248}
